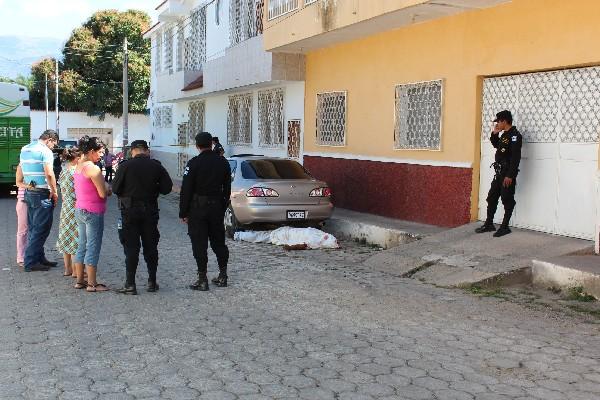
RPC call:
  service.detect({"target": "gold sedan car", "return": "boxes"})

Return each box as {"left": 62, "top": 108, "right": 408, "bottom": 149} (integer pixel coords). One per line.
{"left": 225, "top": 155, "right": 334, "bottom": 238}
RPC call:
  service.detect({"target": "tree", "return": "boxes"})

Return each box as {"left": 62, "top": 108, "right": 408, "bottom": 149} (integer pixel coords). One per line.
{"left": 0, "top": 75, "right": 33, "bottom": 90}
{"left": 29, "top": 58, "right": 56, "bottom": 111}
{"left": 29, "top": 9, "right": 151, "bottom": 117}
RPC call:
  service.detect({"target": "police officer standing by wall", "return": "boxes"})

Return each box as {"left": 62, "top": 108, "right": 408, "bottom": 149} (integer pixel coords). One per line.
{"left": 180, "top": 132, "right": 231, "bottom": 291}
{"left": 112, "top": 140, "right": 173, "bottom": 295}
{"left": 476, "top": 110, "right": 523, "bottom": 237}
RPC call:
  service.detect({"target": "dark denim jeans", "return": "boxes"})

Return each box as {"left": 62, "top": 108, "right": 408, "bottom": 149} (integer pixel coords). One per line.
{"left": 24, "top": 189, "right": 55, "bottom": 270}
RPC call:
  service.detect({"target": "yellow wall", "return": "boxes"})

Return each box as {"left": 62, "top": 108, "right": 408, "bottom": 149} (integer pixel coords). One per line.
{"left": 302, "top": 0, "right": 600, "bottom": 220}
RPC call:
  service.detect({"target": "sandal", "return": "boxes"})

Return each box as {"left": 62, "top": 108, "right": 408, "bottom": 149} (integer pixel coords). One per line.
{"left": 64, "top": 271, "right": 73, "bottom": 277}
{"left": 86, "top": 283, "right": 109, "bottom": 292}
{"left": 74, "top": 281, "right": 87, "bottom": 289}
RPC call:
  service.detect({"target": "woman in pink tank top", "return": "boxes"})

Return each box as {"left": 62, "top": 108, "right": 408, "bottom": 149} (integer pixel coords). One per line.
{"left": 73, "top": 136, "right": 112, "bottom": 292}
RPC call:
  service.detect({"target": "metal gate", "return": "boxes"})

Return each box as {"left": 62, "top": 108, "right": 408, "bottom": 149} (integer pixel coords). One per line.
{"left": 479, "top": 67, "right": 600, "bottom": 240}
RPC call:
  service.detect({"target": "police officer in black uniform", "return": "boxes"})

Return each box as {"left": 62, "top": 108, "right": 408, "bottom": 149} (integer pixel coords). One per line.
{"left": 179, "top": 132, "right": 231, "bottom": 291}
{"left": 476, "top": 110, "right": 522, "bottom": 237}
{"left": 112, "top": 140, "right": 173, "bottom": 295}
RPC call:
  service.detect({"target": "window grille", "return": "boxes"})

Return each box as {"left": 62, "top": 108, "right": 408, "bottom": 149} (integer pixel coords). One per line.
{"left": 155, "top": 32, "right": 162, "bottom": 73}
{"left": 153, "top": 106, "right": 173, "bottom": 128}
{"left": 268, "top": 0, "right": 299, "bottom": 19}
{"left": 258, "top": 88, "right": 284, "bottom": 147}
{"left": 188, "top": 100, "right": 206, "bottom": 143}
{"left": 184, "top": 6, "right": 207, "bottom": 71}
{"left": 178, "top": 152, "right": 189, "bottom": 177}
{"left": 394, "top": 80, "right": 443, "bottom": 150}
{"left": 164, "top": 26, "right": 174, "bottom": 75}
{"left": 227, "top": 93, "right": 253, "bottom": 145}
{"left": 177, "top": 123, "right": 188, "bottom": 147}
{"left": 316, "top": 91, "right": 346, "bottom": 146}
{"left": 481, "top": 67, "right": 600, "bottom": 144}
{"left": 230, "top": 0, "right": 259, "bottom": 45}
{"left": 176, "top": 19, "right": 184, "bottom": 72}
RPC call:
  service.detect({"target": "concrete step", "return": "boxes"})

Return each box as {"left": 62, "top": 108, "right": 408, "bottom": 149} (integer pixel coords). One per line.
{"left": 532, "top": 254, "right": 600, "bottom": 299}
{"left": 323, "top": 208, "right": 444, "bottom": 249}
{"left": 364, "top": 223, "right": 594, "bottom": 288}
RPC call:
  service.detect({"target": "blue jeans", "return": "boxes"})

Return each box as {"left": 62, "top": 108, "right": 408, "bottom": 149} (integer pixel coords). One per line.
{"left": 74, "top": 209, "right": 104, "bottom": 267}
{"left": 24, "top": 189, "right": 55, "bottom": 270}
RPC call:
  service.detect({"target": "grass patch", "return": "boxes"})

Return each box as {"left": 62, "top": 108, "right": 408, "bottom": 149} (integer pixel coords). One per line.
{"left": 566, "top": 304, "right": 600, "bottom": 318}
{"left": 466, "top": 285, "right": 509, "bottom": 299}
{"left": 564, "top": 286, "right": 596, "bottom": 302}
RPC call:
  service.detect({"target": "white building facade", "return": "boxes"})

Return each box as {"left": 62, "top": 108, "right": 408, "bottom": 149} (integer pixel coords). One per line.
{"left": 144, "top": 0, "right": 306, "bottom": 181}
{"left": 31, "top": 111, "right": 150, "bottom": 153}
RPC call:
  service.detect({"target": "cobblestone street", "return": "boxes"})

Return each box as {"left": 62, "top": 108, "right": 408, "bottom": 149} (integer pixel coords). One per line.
{"left": 1, "top": 194, "right": 600, "bottom": 400}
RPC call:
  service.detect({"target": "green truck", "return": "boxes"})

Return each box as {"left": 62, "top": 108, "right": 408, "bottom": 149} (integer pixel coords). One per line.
{"left": 0, "top": 82, "right": 31, "bottom": 184}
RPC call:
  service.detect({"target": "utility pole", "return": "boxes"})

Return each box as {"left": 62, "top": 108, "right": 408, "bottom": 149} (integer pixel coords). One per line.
{"left": 44, "top": 73, "right": 49, "bottom": 130}
{"left": 122, "top": 37, "right": 129, "bottom": 148}
{"left": 55, "top": 59, "right": 59, "bottom": 135}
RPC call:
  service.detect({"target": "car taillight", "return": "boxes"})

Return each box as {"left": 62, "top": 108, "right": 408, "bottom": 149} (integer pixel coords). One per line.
{"left": 310, "top": 187, "right": 332, "bottom": 197}
{"left": 246, "top": 187, "right": 279, "bottom": 197}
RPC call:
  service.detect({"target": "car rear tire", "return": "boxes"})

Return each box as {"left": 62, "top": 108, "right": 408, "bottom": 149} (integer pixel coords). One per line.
{"left": 224, "top": 205, "right": 240, "bottom": 239}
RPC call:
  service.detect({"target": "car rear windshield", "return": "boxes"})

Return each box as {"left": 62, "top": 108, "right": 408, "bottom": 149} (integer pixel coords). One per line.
{"left": 241, "top": 160, "right": 312, "bottom": 180}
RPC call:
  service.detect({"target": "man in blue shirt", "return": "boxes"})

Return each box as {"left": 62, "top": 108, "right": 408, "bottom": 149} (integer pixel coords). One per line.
{"left": 19, "top": 129, "right": 59, "bottom": 272}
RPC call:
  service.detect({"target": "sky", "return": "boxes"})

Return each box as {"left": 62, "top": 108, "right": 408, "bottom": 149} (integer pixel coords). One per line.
{"left": 0, "top": 0, "right": 158, "bottom": 77}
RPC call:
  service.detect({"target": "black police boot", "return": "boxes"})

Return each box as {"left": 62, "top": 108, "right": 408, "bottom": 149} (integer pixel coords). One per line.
{"left": 475, "top": 222, "right": 496, "bottom": 233}
{"left": 190, "top": 275, "right": 209, "bottom": 291}
{"left": 41, "top": 258, "right": 58, "bottom": 267}
{"left": 115, "top": 283, "right": 137, "bottom": 295}
{"left": 211, "top": 275, "right": 228, "bottom": 287}
{"left": 147, "top": 279, "right": 159, "bottom": 292}
{"left": 493, "top": 225, "right": 512, "bottom": 237}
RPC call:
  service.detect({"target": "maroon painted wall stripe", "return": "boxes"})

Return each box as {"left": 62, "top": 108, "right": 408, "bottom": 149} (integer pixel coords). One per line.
{"left": 304, "top": 156, "right": 472, "bottom": 227}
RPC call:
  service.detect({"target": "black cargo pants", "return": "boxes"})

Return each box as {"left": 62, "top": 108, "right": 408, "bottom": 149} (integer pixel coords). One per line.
{"left": 187, "top": 196, "right": 229, "bottom": 279}
{"left": 118, "top": 203, "right": 160, "bottom": 285}
{"left": 485, "top": 173, "right": 517, "bottom": 226}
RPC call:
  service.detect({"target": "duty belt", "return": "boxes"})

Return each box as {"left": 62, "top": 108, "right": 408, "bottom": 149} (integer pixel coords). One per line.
{"left": 491, "top": 161, "right": 508, "bottom": 177}
{"left": 193, "top": 194, "right": 222, "bottom": 205}
{"left": 119, "top": 197, "right": 157, "bottom": 209}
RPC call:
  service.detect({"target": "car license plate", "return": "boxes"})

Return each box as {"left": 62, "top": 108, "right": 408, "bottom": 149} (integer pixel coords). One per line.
{"left": 287, "top": 211, "right": 306, "bottom": 220}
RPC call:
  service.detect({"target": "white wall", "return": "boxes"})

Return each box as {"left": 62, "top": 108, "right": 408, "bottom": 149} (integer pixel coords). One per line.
{"left": 31, "top": 111, "right": 151, "bottom": 152}
{"left": 150, "top": 81, "right": 306, "bottom": 180}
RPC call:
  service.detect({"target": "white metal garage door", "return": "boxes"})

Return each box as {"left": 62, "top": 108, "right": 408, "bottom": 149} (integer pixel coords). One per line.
{"left": 479, "top": 67, "right": 600, "bottom": 240}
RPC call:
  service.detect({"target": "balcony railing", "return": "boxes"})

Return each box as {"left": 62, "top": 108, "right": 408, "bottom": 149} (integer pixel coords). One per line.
{"left": 268, "top": 0, "right": 299, "bottom": 20}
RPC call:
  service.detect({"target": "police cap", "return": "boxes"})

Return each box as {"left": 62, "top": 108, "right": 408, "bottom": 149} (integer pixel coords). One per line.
{"left": 493, "top": 110, "right": 513, "bottom": 124}
{"left": 130, "top": 140, "right": 149, "bottom": 150}
{"left": 195, "top": 132, "right": 212, "bottom": 147}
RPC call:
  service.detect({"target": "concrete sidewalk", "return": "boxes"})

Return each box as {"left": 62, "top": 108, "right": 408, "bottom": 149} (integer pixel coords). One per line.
{"left": 323, "top": 208, "right": 444, "bottom": 249}
{"left": 363, "top": 222, "right": 593, "bottom": 287}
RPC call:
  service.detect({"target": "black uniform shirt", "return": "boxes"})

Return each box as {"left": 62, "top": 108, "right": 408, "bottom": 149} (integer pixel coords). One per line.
{"left": 179, "top": 150, "right": 231, "bottom": 219}
{"left": 490, "top": 126, "right": 522, "bottom": 179}
{"left": 111, "top": 154, "right": 173, "bottom": 202}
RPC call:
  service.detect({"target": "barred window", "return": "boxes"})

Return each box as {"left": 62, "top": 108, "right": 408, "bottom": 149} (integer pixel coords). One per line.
{"left": 230, "top": 0, "right": 259, "bottom": 45}
{"left": 153, "top": 106, "right": 173, "bottom": 128}
{"left": 188, "top": 100, "right": 206, "bottom": 143}
{"left": 227, "top": 93, "right": 253, "bottom": 145}
{"left": 316, "top": 91, "right": 346, "bottom": 146}
{"left": 154, "top": 32, "right": 162, "bottom": 73}
{"left": 268, "top": 0, "right": 299, "bottom": 19}
{"left": 394, "top": 80, "right": 443, "bottom": 150}
{"left": 185, "top": 6, "right": 206, "bottom": 72}
{"left": 177, "top": 122, "right": 188, "bottom": 146}
{"left": 178, "top": 152, "right": 189, "bottom": 177}
{"left": 258, "top": 88, "right": 284, "bottom": 147}
{"left": 164, "top": 26, "right": 174, "bottom": 75}
{"left": 176, "top": 19, "right": 184, "bottom": 72}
